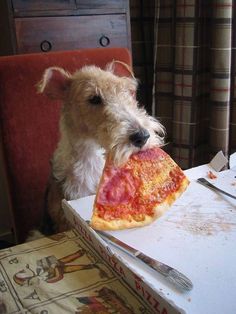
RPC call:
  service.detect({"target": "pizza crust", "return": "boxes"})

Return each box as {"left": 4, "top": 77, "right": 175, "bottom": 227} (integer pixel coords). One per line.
{"left": 90, "top": 176, "right": 189, "bottom": 231}
{"left": 90, "top": 213, "right": 154, "bottom": 231}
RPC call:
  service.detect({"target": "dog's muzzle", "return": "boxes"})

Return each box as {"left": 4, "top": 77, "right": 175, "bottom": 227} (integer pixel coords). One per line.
{"left": 129, "top": 129, "right": 150, "bottom": 148}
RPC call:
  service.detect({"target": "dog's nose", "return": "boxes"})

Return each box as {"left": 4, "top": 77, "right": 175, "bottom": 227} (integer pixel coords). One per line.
{"left": 129, "top": 129, "right": 150, "bottom": 148}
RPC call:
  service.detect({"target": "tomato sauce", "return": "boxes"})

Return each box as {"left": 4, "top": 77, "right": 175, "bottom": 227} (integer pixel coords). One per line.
{"left": 96, "top": 161, "right": 185, "bottom": 221}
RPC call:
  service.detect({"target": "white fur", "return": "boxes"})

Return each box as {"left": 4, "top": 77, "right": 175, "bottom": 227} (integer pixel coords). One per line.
{"left": 26, "top": 230, "right": 45, "bottom": 242}
{"left": 53, "top": 137, "right": 105, "bottom": 199}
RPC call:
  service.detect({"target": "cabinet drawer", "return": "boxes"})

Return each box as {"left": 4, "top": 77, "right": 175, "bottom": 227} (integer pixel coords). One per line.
{"left": 76, "top": 0, "right": 126, "bottom": 10}
{"left": 12, "top": 0, "right": 76, "bottom": 12}
{"left": 15, "top": 15, "right": 128, "bottom": 53}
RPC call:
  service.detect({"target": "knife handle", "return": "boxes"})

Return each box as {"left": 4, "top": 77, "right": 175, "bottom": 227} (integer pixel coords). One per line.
{"left": 137, "top": 252, "right": 193, "bottom": 291}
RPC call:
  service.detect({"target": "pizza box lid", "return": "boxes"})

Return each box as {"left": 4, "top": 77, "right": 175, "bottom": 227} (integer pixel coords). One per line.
{"left": 63, "top": 161, "right": 236, "bottom": 314}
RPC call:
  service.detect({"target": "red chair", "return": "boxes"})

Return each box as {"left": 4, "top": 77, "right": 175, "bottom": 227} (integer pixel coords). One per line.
{"left": 0, "top": 48, "right": 132, "bottom": 243}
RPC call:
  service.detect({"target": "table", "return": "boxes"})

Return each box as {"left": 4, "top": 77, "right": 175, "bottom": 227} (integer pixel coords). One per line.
{"left": 65, "top": 163, "right": 236, "bottom": 314}
{"left": 1, "top": 162, "right": 236, "bottom": 314}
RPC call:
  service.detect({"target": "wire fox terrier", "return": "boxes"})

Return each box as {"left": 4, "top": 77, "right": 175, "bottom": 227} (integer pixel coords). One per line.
{"left": 34, "top": 61, "right": 165, "bottom": 236}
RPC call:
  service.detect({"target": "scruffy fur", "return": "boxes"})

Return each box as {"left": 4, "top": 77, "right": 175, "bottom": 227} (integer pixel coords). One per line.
{"left": 31, "top": 62, "right": 165, "bottom": 238}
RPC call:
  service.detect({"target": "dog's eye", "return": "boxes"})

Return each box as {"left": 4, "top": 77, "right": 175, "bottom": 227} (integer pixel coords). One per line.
{"left": 89, "top": 95, "right": 102, "bottom": 105}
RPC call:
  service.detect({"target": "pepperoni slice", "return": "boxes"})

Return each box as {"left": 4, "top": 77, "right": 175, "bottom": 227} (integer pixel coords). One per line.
{"left": 97, "top": 166, "right": 139, "bottom": 206}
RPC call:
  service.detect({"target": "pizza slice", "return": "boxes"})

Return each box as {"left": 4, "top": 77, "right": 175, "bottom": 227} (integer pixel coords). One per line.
{"left": 90, "top": 147, "right": 189, "bottom": 230}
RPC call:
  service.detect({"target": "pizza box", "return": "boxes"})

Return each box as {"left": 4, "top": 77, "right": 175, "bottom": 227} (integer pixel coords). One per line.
{"left": 62, "top": 154, "right": 236, "bottom": 314}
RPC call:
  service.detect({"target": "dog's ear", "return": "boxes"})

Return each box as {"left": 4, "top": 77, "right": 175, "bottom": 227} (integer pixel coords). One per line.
{"left": 105, "top": 60, "right": 135, "bottom": 78}
{"left": 121, "top": 76, "right": 138, "bottom": 96}
{"left": 106, "top": 60, "right": 138, "bottom": 97}
{"left": 37, "top": 67, "right": 71, "bottom": 100}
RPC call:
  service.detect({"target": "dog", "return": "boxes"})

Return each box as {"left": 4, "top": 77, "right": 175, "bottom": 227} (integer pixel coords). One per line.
{"left": 28, "top": 61, "right": 165, "bottom": 239}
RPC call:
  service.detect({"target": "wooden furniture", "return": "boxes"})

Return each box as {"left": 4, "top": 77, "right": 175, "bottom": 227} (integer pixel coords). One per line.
{"left": 0, "top": 0, "right": 131, "bottom": 56}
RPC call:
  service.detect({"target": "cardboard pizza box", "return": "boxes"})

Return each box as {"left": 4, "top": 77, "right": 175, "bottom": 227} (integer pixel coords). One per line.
{"left": 62, "top": 153, "right": 236, "bottom": 314}
{"left": 62, "top": 198, "right": 182, "bottom": 314}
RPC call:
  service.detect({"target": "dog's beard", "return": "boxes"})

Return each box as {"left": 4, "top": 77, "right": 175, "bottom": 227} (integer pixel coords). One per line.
{"left": 109, "top": 142, "right": 137, "bottom": 166}
{"left": 99, "top": 116, "right": 165, "bottom": 166}
{"left": 109, "top": 133, "right": 164, "bottom": 166}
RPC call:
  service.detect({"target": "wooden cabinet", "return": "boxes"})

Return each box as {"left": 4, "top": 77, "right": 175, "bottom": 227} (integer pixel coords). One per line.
{"left": 0, "top": 0, "right": 131, "bottom": 56}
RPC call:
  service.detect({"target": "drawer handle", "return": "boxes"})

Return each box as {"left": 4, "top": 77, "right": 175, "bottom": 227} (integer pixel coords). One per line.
{"left": 99, "top": 35, "right": 110, "bottom": 47}
{"left": 40, "top": 40, "right": 52, "bottom": 52}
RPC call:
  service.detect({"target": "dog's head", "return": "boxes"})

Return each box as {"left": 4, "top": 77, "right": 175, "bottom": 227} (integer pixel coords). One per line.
{"left": 38, "top": 62, "right": 165, "bottom": 165}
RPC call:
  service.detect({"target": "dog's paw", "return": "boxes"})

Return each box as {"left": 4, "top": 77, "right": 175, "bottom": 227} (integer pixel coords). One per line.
{"left": 25, "top": 230, "right": 45, "bottom": 242}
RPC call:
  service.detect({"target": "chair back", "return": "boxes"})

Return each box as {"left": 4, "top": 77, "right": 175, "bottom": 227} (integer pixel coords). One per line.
{"left": 0, "top": 48, "right": 132, "bottom": 243}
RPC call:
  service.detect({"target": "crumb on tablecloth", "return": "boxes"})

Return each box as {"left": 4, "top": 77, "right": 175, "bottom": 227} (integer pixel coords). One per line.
{"left": 207, "top": 170, "right": 217, "bottom": 179}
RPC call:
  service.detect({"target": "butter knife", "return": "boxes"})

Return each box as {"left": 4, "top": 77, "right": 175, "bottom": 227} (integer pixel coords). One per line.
{"left": 96, "top": 229, "right": 193, "bottom": 291}
{"left": 197, "top": 178, "right": 236, "bottom": 200}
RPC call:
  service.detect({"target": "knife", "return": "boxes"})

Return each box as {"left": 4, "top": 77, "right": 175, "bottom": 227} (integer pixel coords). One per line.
{"left": 96, "top": 229, "right": 193, "bottom": 291}
{"left": 197, "top": 178, "right": 236, "bottom": 200}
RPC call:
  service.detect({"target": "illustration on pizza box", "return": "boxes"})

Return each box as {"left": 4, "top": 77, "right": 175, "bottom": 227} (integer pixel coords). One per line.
{"left": 0, "top": 231, "right": 153, "bottom": 314}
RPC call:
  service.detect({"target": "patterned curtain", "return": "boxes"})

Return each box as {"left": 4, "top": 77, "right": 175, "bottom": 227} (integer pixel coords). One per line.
{"left": 152, "top": 0, "right": 236, "bottom": 169}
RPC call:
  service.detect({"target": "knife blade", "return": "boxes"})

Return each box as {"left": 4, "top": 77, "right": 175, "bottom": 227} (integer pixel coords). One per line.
{"left": 197, "top": 178, "right": 236, "bottom": 200}
{"left": 96, "top": 229, "right": 193, "bottom": 291}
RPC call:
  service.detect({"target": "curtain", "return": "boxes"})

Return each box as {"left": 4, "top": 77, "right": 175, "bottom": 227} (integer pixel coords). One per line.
{"left": 152, "top": 0, "right": 236, "bottom": 169}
